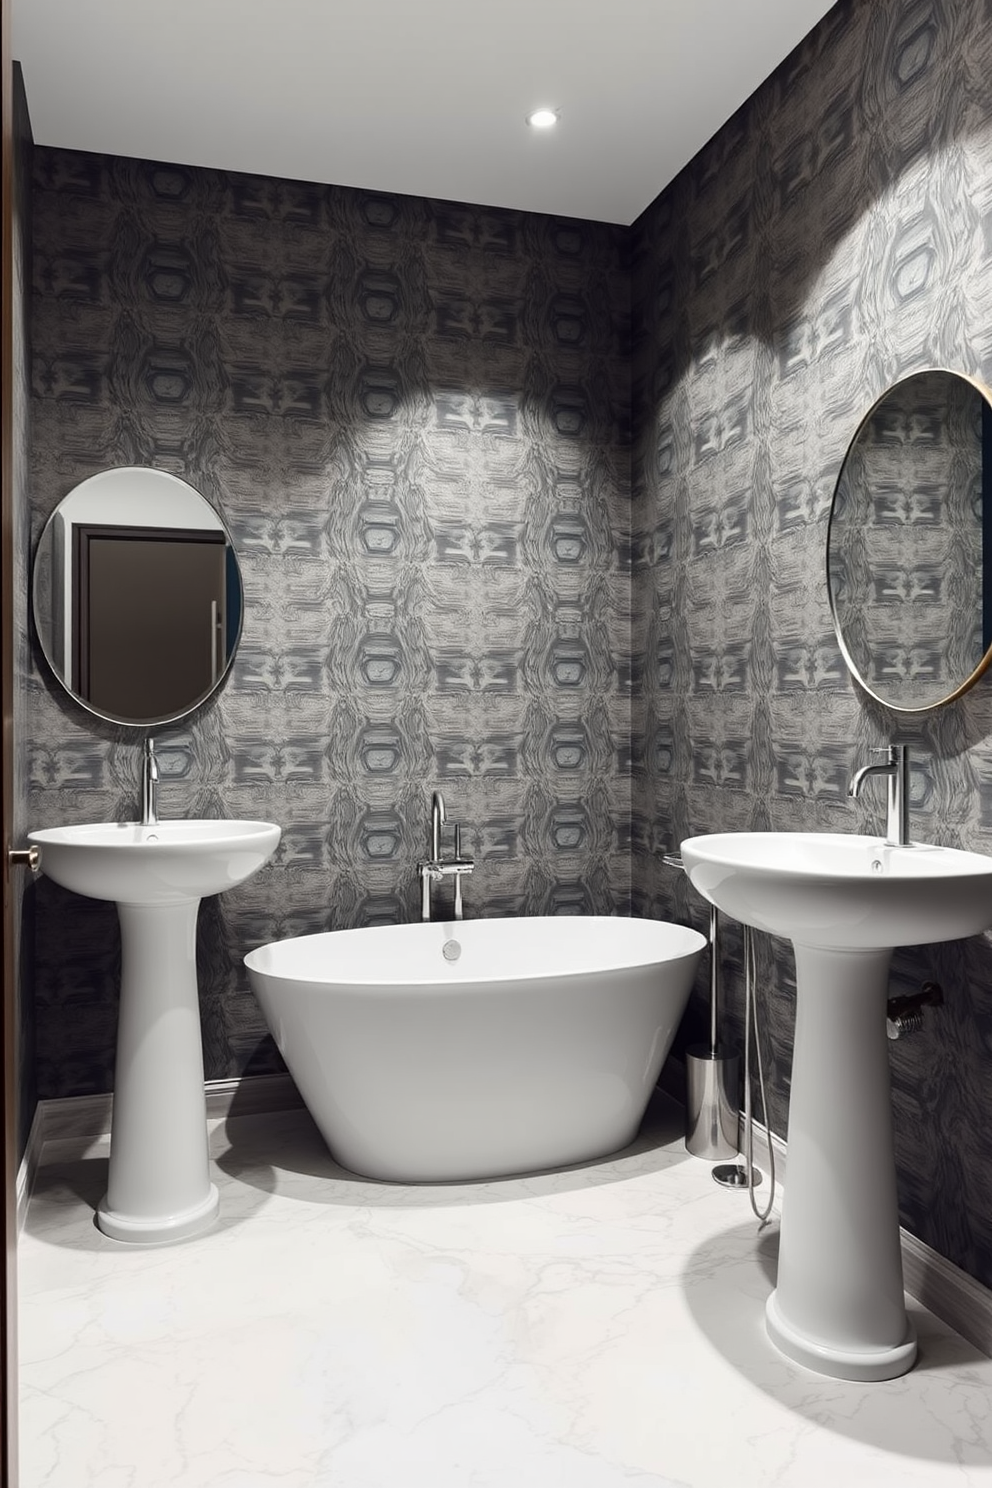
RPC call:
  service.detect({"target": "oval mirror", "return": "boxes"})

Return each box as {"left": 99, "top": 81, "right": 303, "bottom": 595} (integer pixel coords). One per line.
{"left": 32, "top": 466, "right": 243, "bottom": 727}
{"left": 827, "top": 369, "right": 992, "bottom": 713}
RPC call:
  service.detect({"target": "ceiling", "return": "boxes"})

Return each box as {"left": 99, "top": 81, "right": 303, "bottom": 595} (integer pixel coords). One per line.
{"left": 12, "top": 0, "right": 838, "bottom": 226}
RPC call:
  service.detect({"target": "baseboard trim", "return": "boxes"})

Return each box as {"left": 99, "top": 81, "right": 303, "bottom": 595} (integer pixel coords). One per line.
{"left": 17, "top": 1072, "right": 303, "bottom": 1230}
{"left": 202, "top": 1072, "right": 303, "bottom": 1121}
{"left": 17, "top": 1102, "right": 45, "bottom": 1235}
{"left": 737, "top": 1102, "right": 787, "bottom": 1187}
{"left": 19, "top": 1068, "right": 992, "bottom": 1359}
{"left": 39, "top": 1090, "right": 112, "bottom": 1144}
{"left": 900, "top": 1231, "right": 992, "bottom": 1358}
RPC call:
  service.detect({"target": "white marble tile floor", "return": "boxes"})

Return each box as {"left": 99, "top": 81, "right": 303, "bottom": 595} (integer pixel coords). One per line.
{"left": 18, "top": 1094, "right": 992, "bottom": 1487}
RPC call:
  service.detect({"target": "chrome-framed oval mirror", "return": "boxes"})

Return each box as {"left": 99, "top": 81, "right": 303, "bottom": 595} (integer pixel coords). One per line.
{"left": 826, "top": 368, "right": 992, "bottom": 714}
{"left": 32, "top": 466, "right": 244, "bottom": 727}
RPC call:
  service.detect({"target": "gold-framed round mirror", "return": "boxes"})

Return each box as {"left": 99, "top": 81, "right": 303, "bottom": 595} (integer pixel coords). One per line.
{"left": 826, "top": 368, "right": 992, "bottom": 714}
{"left": 32, "top": 466, "right": 244, "bottom": 727}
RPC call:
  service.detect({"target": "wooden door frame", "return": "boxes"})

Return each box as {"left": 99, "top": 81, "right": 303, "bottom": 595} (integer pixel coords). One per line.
{"left": 1, "top": 0, "right": 19, "bottom": 1479}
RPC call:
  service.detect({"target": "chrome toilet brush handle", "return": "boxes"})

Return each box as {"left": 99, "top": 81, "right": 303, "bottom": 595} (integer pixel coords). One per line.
{"left": 663, "top": 852, "right": 740, "bottom": 1161}
{"left": 707, "top": 902, "right": 719, "bottom": 1055}
{"left": 685, "top": 903, "right": 741, "bottom": 1162}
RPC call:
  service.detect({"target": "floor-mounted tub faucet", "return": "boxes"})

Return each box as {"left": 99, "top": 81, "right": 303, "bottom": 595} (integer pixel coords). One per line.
{"left": 419, "top": 790, "right": 474, "bottom": 921}
{"left": 141, "top": 736, "right": 159, "bottom": 827}
{"left": 431, "top": 788, "right": 445, "bottom": 863}
{"left": 847, "top": 744, "right": 909, "bottom": 846}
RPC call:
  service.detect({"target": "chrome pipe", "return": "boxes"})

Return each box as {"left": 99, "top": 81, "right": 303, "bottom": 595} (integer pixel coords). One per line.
{"left": 141, "top": 737, "right": 159, "bottom": 827}
{"left": 431, "top": 791, "right": 445, "bottom": 862}
{"left": 709, "top": 903, "right": 719, "bottom": 1054}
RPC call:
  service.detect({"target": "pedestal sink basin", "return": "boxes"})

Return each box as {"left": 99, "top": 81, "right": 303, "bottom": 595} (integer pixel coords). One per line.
{"left": 28, "top": 819, "right": 281, "bottom": 1244}
{"left": 29, "top": 819, "right": 281, "bottom": 904}
{"left": 680, "top": 831, "right": 992, "bottom": 1382}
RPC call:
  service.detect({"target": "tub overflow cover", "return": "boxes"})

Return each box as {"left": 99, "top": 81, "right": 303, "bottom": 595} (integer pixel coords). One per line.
{"left": 442, "top": 940, "right": 462, "bottom": 962}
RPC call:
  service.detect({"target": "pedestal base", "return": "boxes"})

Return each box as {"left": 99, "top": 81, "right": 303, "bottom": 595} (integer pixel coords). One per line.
{"left": 101, "top": 899, "right": 218, "bottom": 1245}
{"left": 768, "top": 943, "right": 915, "bottom": 1380}
{"left": 766, "top": 1291, "right": 916, "bottom": 1381}
{"left": 97, "top": 1183, "right": 220, "bottom": 1246}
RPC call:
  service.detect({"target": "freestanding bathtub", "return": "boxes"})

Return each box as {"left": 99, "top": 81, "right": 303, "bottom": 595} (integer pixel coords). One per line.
{"left": 245, "top": 915, "right": 705, "bottom": 1182}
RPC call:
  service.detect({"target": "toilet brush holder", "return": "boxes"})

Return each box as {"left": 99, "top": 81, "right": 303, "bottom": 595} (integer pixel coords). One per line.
{"left": 685, "top": 1043, "right": 740, "bottom": 1160}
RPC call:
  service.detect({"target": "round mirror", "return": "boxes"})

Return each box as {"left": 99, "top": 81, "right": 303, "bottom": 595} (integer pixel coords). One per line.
{"left": 826, "top": 369, "right": 992, "bottom": 713}
{"left": 32, "top": 466, "right": 243, "bottom": 727}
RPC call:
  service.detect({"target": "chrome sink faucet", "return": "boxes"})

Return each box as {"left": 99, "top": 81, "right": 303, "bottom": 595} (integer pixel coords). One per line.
{"left": 141, "top": 736, "right": 159, "bottom": 826}
{"left": 419, "top": 790, "right": 474, "bottom": 921}
{"left": 848, "top": 744, "right": 909, "bottom": 846}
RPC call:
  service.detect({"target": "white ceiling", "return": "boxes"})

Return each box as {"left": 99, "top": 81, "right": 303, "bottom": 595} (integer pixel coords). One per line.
{"left": 12, "top": 0, "right": 838, "bottom": 226}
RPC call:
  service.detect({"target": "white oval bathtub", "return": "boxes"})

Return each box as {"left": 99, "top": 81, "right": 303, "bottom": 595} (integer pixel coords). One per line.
{"left": 245, "top": 915, "right": 705, "bottom": 1182}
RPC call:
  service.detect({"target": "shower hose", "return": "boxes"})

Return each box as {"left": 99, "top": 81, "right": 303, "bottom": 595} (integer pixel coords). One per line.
{"left": 742, "top": 924, "right": 776, "bottom": 1226}
{"left": 664, "top": 854, "right": 777, "bottom": 1224}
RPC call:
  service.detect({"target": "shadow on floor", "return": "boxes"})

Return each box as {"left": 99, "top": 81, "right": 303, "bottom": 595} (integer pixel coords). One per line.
{"left": 680, "top": 1218, "right": 992, "bottom": 1463}
{"left": 23, "top": 1089, "right": 696, "bottom": 1249}
{"left": 214, "top": 1087, "right": 696, "bottom": 1211}
{"left": 23, "top": 1148, "right": 272, "bottom": 1254}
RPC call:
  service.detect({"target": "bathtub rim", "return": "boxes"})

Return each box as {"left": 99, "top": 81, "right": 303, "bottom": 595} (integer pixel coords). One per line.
{"left": 245, "top": 913, "right": 706, "bottom": 989}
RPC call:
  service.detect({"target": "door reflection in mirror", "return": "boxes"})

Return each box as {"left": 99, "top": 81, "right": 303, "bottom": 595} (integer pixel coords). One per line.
{"left": 75, "top": 525, "right": 227, "bottom": 722}
{"left": 33, "top": 467, "right": 243, "bottom": 727}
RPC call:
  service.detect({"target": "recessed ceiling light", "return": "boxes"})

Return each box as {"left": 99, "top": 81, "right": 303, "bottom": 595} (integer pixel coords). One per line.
{"left": 526, "top": 108, "right": 559, "bottom": 129}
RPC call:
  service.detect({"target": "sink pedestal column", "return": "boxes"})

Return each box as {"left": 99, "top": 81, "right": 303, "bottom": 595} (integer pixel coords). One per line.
{"left": 97, "top": 899, "right": 219, "bottom": 1244}
{"left": 765, "top": 943, "right": 916, "bottom": 1381}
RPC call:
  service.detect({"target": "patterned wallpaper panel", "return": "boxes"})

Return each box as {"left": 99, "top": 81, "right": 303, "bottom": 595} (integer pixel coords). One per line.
{"left": 631, "top": 0, "right": 992, "bottom": 1288}
{"left": 26, "top": 0, "right": 992, "bottom": 1305}
{"left": 27, "top": 152, "right": 631, "bottom": 1097}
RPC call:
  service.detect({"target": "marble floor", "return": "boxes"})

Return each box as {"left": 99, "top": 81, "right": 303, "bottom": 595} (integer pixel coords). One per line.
{"left": 18, "top": 1093, "right": 992, "bottom": 1488}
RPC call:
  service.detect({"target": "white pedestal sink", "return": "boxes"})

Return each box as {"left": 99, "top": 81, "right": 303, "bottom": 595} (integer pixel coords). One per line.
{"left": 28, "top": 819, "right": 281, "bottom": 1244}
{"left": 680, "top": 831, "right": 992, "bottom": 1381}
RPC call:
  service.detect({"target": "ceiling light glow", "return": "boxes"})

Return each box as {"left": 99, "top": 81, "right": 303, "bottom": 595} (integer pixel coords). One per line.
{"left": 526, "top": 108, "right": 559, "bottom": 129}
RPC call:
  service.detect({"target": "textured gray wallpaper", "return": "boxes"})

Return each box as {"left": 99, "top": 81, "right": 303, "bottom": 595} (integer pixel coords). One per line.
{"left": 631, "top": 0, "right": 992, "bottom": 1287}
{"left": 27, "top": 154, "right": 631, "bottom": 1097}
{"left": 26, "top": 0, "right": 992, "bottom": 1301}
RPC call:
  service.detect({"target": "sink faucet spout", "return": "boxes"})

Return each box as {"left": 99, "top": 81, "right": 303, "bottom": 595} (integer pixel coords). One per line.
{"left": 431, "top": 790, "right": 445, "bottom": 863}
{"left": 419, "top": 790, "right": 474, "bottom": 921}
{"left": 848, "top": 745, "right": 909, "bottom": 847}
